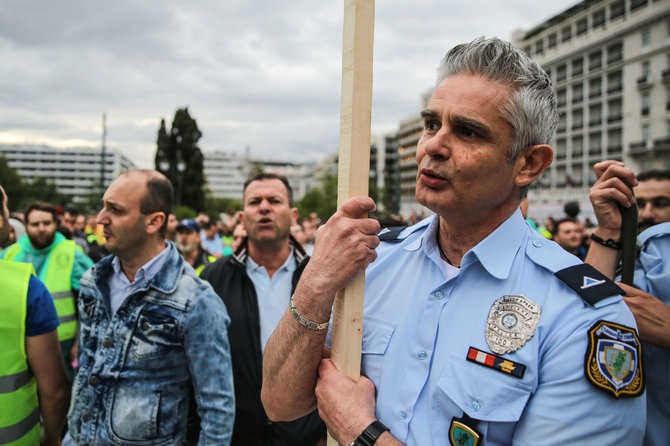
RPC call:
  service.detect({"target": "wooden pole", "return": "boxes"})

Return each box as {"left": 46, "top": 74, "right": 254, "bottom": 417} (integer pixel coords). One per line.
{"left": 328, "top": 1, "right": 374, "bottom": 444}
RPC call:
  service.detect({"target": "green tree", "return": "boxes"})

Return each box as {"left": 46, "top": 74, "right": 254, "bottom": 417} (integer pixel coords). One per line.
{"left": 0, "top": 155, "right": 25, "bottom": 208}
{"left": 0, "top": 156, "right": 65, "bottom": 211}
{"left": 155, "top": 108, "right": 206, "bottom": 211}
{"left": 296, "top": 175, "right": 338, "bottom": 221}
{"left": 204, "top": 196, "right": 242, "bottom": 220}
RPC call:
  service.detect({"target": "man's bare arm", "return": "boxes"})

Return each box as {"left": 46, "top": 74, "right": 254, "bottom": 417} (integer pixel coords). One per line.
{"left": 585, "top": 160, "right": 637, "bottom": 278}
{"left": 262, "top": 197, "right": 380, "bottom": 421}
{"left": 618, "top": 283, "right": 670, "bottom": 350}
{"left": 26, "top": 330, "right": 70, "bottom": 446}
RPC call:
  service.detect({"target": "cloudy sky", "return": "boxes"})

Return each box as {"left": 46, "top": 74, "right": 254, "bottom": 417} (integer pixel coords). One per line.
{"left": 0, "top": 0, "right": 578, "bottom": 168}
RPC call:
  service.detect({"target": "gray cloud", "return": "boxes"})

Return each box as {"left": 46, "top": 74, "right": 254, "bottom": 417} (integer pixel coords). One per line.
{"left": 0, "top": 0, "right": 577, "bottom": 168}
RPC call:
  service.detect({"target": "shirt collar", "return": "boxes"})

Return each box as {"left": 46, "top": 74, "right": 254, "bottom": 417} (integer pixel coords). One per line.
{"left": 247, "top": 246, "right": 296, "bottom": 274}
{"left": 111, "top": 241, "right": 171, "bottom": 285}
{"left": 638, "top": 221, "right": 670, "bottom": 245}
{"left": 408, "top": 209, "right": 525, "bottom": 280}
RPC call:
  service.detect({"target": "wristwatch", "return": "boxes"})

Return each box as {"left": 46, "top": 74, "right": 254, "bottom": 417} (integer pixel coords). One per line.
{"left": 348, "top": 420, "right": 390, "bottom": 446}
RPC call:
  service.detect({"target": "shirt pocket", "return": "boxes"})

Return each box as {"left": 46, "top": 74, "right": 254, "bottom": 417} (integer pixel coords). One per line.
{"left": 437, "top": 356, "right": 532, "bottom": 423}
{"left": 361, "top": 315, "right": 396, "bottom": 381}
{"left": 129, "top": 311, "right": 180, "bottom": 360}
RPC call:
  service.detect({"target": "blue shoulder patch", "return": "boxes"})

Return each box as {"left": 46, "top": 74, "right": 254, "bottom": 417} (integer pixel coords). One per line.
{"left": 555, "top": 264, "right": 624, "bottom": 307}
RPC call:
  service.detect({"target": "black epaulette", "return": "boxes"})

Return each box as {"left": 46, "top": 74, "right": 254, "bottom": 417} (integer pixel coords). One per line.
{"left": 377, "top": 226, "right": 407, "bottom": 242}
{"left": 554, "top": 263, "right": 624, "bottom": 307}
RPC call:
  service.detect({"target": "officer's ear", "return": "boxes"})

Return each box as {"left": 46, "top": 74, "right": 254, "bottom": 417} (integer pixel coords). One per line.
{"left": 514, "top": 144, "right": 553, "bottom": 188}
{"left": 145, "top": 211, "right": 166, "bottom": 236}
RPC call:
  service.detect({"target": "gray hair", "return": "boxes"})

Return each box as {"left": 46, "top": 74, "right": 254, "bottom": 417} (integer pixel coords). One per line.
{"left": 437, "top": 37, "right": 558, "bottom": 177}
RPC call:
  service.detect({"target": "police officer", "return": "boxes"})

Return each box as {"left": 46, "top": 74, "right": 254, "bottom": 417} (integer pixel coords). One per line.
{"left": 0, "top": 185, "right": 69, "bottom": 445}
{"left": 262, "top": 37, "right": 645, "bottom": 445}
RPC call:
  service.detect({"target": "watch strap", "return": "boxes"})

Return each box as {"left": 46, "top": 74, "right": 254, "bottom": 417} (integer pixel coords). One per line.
{"left": 353, "top": 420, "right": 390, "bottom": 446}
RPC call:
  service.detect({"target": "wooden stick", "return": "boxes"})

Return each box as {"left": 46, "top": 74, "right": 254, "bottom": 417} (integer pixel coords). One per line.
{"left": 328, "top": 0, "right": 374, "bottom": 444}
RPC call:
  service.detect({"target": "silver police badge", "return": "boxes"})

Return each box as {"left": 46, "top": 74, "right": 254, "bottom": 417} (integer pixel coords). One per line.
{"left": 486, "top": 294, "right": 541, "bottom": 355}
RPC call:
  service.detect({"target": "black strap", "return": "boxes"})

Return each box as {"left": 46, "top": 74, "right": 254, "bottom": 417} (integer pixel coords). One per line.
{"left": 618, "top": 181, "right": 638, "bottom": 285}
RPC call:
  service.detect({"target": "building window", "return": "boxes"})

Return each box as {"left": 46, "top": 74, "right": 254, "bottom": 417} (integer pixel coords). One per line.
{"left": 548, "top": 33, "right": 557, "bottom": 49}
{"left": 557, "top": 88, "right": 567, "bottom": 106}
{"left": 573, "top": 110, "right": 584, "bottom": 129}
{"left": 630, "top": 0, "right": 648, "bottom": 12}
{"left": 607, "top": 71, "right": 623, "bottom": 93}
{"left": 589, "top": 50, "right": 602, "bottom": 70}
{"left": 641, "top": 93, "right": 650, "bottom": 115}
{"left": 608, "top": 129, "right": 623, "bottom": 153}
{"left": 610, "top": 0, "right": 625, "bottom": 20}
{"left": 572, "top": 57, "right": 583, "bottom": 76}
{"left": 535, "top": 40, "right": 544, "bottom": 55}
{"left": 573, "top": 83, "right": 584, "bottom": 103}
{"left": 589, "top": 77, "right": 602, "bottom": 98}
{"left": 607, "top": 42, "right": 623, "bottom": 64}
{"left": 642, "top": 124, "right": 651, "bottom": 147}
{"left": 593, "top": 9, "right": 605, "bottom": 28}
{"left": 589, "top": 104, "right": 602, "bottom": 126}
{"left": 576, "top": 18, "right": 588, "bottom": 36}
{"left": 667, "top": 88, "right": 670, "bottom": 110}
{"left": 557, "top": 64, "right": 567, "bottom": 82}
{"left": 589, "top": 132, "right": 602, "bottom": 155}
{"left": 642, "top": 60, "right": 651, "bottom": 78}
{"left": 561, "top": 25, "right": 572, "bottom": 43}
{"left": 608, "top": 98, "right": 623, "bottom": 122}
{"left": 642, "top": 29, "right": 651, "bottom": 47}
{"left": 556, "top": 139, "right": 566, "bottom": 159}
{"left": 572, "top": 136, "right": 583, "bottom": 156}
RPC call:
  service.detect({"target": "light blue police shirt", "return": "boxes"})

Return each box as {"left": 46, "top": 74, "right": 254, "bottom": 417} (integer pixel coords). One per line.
{"left": 632, "top": 222, "right": 670, "bottom": 446}
{"left": 328, "top": 209, "right": 646, "bottom": 445}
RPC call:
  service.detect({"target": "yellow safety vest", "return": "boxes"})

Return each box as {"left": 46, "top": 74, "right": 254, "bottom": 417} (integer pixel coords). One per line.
{"left": 195, "top": 255, "right": 218, "bottom": 277}
{"left": 0, "top": 261, "right": 40, "bottom": 446}
{"left": 4, "top": 240, "right": 79, "bottom": 341}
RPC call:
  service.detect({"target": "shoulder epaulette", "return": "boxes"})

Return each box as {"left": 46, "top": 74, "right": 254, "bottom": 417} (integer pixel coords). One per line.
{"left": 377, "top": 226, "right": 407, "bottom": 242}
{"left": 554, "top": 263, "right": 624, "bottom": 307}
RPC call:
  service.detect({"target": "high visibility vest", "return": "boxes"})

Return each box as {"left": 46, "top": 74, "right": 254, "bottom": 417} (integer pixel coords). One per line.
{"left": 0, "top": 261, "right": 40, "bottom": 446}
{"left": 3, "top": 240, "right": 79, "bottom": 341}
{"left": 195, "top": 255, "right": 217, "bottom": 277}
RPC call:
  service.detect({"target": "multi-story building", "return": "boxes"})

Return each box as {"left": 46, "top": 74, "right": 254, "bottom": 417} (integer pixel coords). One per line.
{"left": 203, "top": 151, "right": 315, "bottom": 202}
{"left": 514, "top": 0, "right": 670, "bottom": 219}
{"left": 0, "top": 144, "right": 135, "bottom": 204}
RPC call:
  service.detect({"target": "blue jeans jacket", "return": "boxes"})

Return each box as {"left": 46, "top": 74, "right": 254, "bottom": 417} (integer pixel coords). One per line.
{"left": 68, "top": 243, "right": 234, "bottom": 445}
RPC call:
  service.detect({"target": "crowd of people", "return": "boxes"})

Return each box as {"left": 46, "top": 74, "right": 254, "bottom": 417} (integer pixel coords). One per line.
{"left": 0, "top": 37, "right": 668, "bottom": 446}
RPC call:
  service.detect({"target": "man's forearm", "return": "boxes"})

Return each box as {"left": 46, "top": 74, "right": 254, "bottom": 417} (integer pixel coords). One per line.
{"left": 41, "top": 389, "right": 70, "bottom": 445}
{"left": 585, "top": 228, "right": 620, "bottom": 280}
{"left": 262, "top": 306, "right": 329, "bottom": 421}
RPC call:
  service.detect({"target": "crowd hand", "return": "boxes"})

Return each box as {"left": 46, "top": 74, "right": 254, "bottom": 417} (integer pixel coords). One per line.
{"left": 301, "top": 196, "right": 380, "bottom": 298}
{"left": 618, "top": 282, "right": 670, "bottom": 350}
{"left": 589, "top": 161, "right": 637, "bottom": 236}
{"left": 315, "top": 359, "right": 377, "bottom": 445}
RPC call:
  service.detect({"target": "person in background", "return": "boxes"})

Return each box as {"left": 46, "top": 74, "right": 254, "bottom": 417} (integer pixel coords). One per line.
{"left": 176, "top": 218, "right": 217, "bottom": 276}
{"left": 0, "top": 184, "right": 70, "bottom": 446}
{"left": 66, "top": 170, "right": 234, "bottom": 445}
{"left": 201, "top": 220, "right": 224, "bottom": 258}
{"left": 166, "top": 212, "right": 178, "bottom": 242}
{"left": 231, "top": 223, "right": 247, "bottom": 253}
{"left": 1, "top": 202, "right": 94, "bottom": 381}
{"left": 585, "top": 161, "right": 670, "bottom": 446}
{"left": 201, "top": 173, "right": 325, "bottom": 445}
{"left": 552, "top": 217, "right": 587, "bottom": 260}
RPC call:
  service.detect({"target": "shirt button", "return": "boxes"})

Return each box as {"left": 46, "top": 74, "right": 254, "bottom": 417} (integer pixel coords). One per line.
{"left": 472, "top": 400, "right": 481, "bottom": 412}
{"left": 398, "top": 410, "right": 408, "bottom": 420}
{"left": 417, "top": 350, "right": 427, "bottom": 360}
{"left": 102, "top": 339, "right": 112, "bottom": 348}
{"left": 435, "top": 291, "right": 444, "bottom": 300}
{"left": 142, "top": 322, "right": 150, "bottom": 330}
{"left": 82, "top": 413, "right": 92, "bottom": 422}
{"left": 532, "top": 240, "right": 542, "bottom": 248}
{"left": 89, "top": 375, "right": 99, "bottom": 385}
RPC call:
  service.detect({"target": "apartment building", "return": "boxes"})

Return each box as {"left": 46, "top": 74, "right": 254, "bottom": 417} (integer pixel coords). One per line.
{"left": 0, "top": 144, "right": 135, "bottom": 204}
{"left": 515, "top": 0, "right": 670, "bottom": 211}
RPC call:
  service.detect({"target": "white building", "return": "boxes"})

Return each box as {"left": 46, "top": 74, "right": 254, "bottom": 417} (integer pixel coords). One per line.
{"left": 202, "top": 151, "right": 315, "bottom": 202}
{"left": 514, "top": 0, "right": 670, "bottom": 220}
{"left": 0, "top": 144, "right": 136, "bottom": 204}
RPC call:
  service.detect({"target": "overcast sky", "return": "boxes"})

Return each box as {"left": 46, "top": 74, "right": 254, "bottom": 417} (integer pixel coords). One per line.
{"left": 0, "top": 0, "right": 579, "bottom": 168}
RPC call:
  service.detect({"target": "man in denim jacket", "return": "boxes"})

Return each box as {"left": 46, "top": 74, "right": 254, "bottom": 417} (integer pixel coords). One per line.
{"left": 66, "top": 170, "right": 234, "bottom": 445}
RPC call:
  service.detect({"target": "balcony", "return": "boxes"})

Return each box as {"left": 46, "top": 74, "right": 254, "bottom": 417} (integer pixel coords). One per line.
{"left": 607, "top": 145, "right": 623, "bottom": 155}
{"left": 607, "top": 113, "right": 622, "bottom": 123}
{"left": 628, "top": 140, "right": 651, "bottom": 155}
{"left": 637, "top": 75, "right": 652, "bottom": 89}
{"left": 662, "top": 68, "right": 670, "bottom": 84}
{"left": 607, "top": 84, "right": 622, "bottom": 94}
{"left": 653, "top": 137, "right": 670, "bottom": 153}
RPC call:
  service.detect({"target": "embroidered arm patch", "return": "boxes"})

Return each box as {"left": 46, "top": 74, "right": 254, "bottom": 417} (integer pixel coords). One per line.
{"left": 554, "top": 263, "right": 623, "bottom": 306}
{"left": 584, "top": 320, "right": 644, "bottom": 398}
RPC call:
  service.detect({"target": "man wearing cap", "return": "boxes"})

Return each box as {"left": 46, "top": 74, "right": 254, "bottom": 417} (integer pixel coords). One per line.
{"left": 176, "top": 218, "right": 217, "bottom": 276}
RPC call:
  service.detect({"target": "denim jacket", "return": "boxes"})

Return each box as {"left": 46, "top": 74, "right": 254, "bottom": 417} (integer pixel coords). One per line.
{"left": 68, "top": 242, "right": 234, "bottom": 445}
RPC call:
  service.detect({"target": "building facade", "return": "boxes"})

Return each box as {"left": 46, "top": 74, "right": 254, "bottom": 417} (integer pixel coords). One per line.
{"left": 514, "top": 0, "right": 670, "bottom": 219}
{"left": 0, "top": 144, "right": 136, "bottom": 204}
